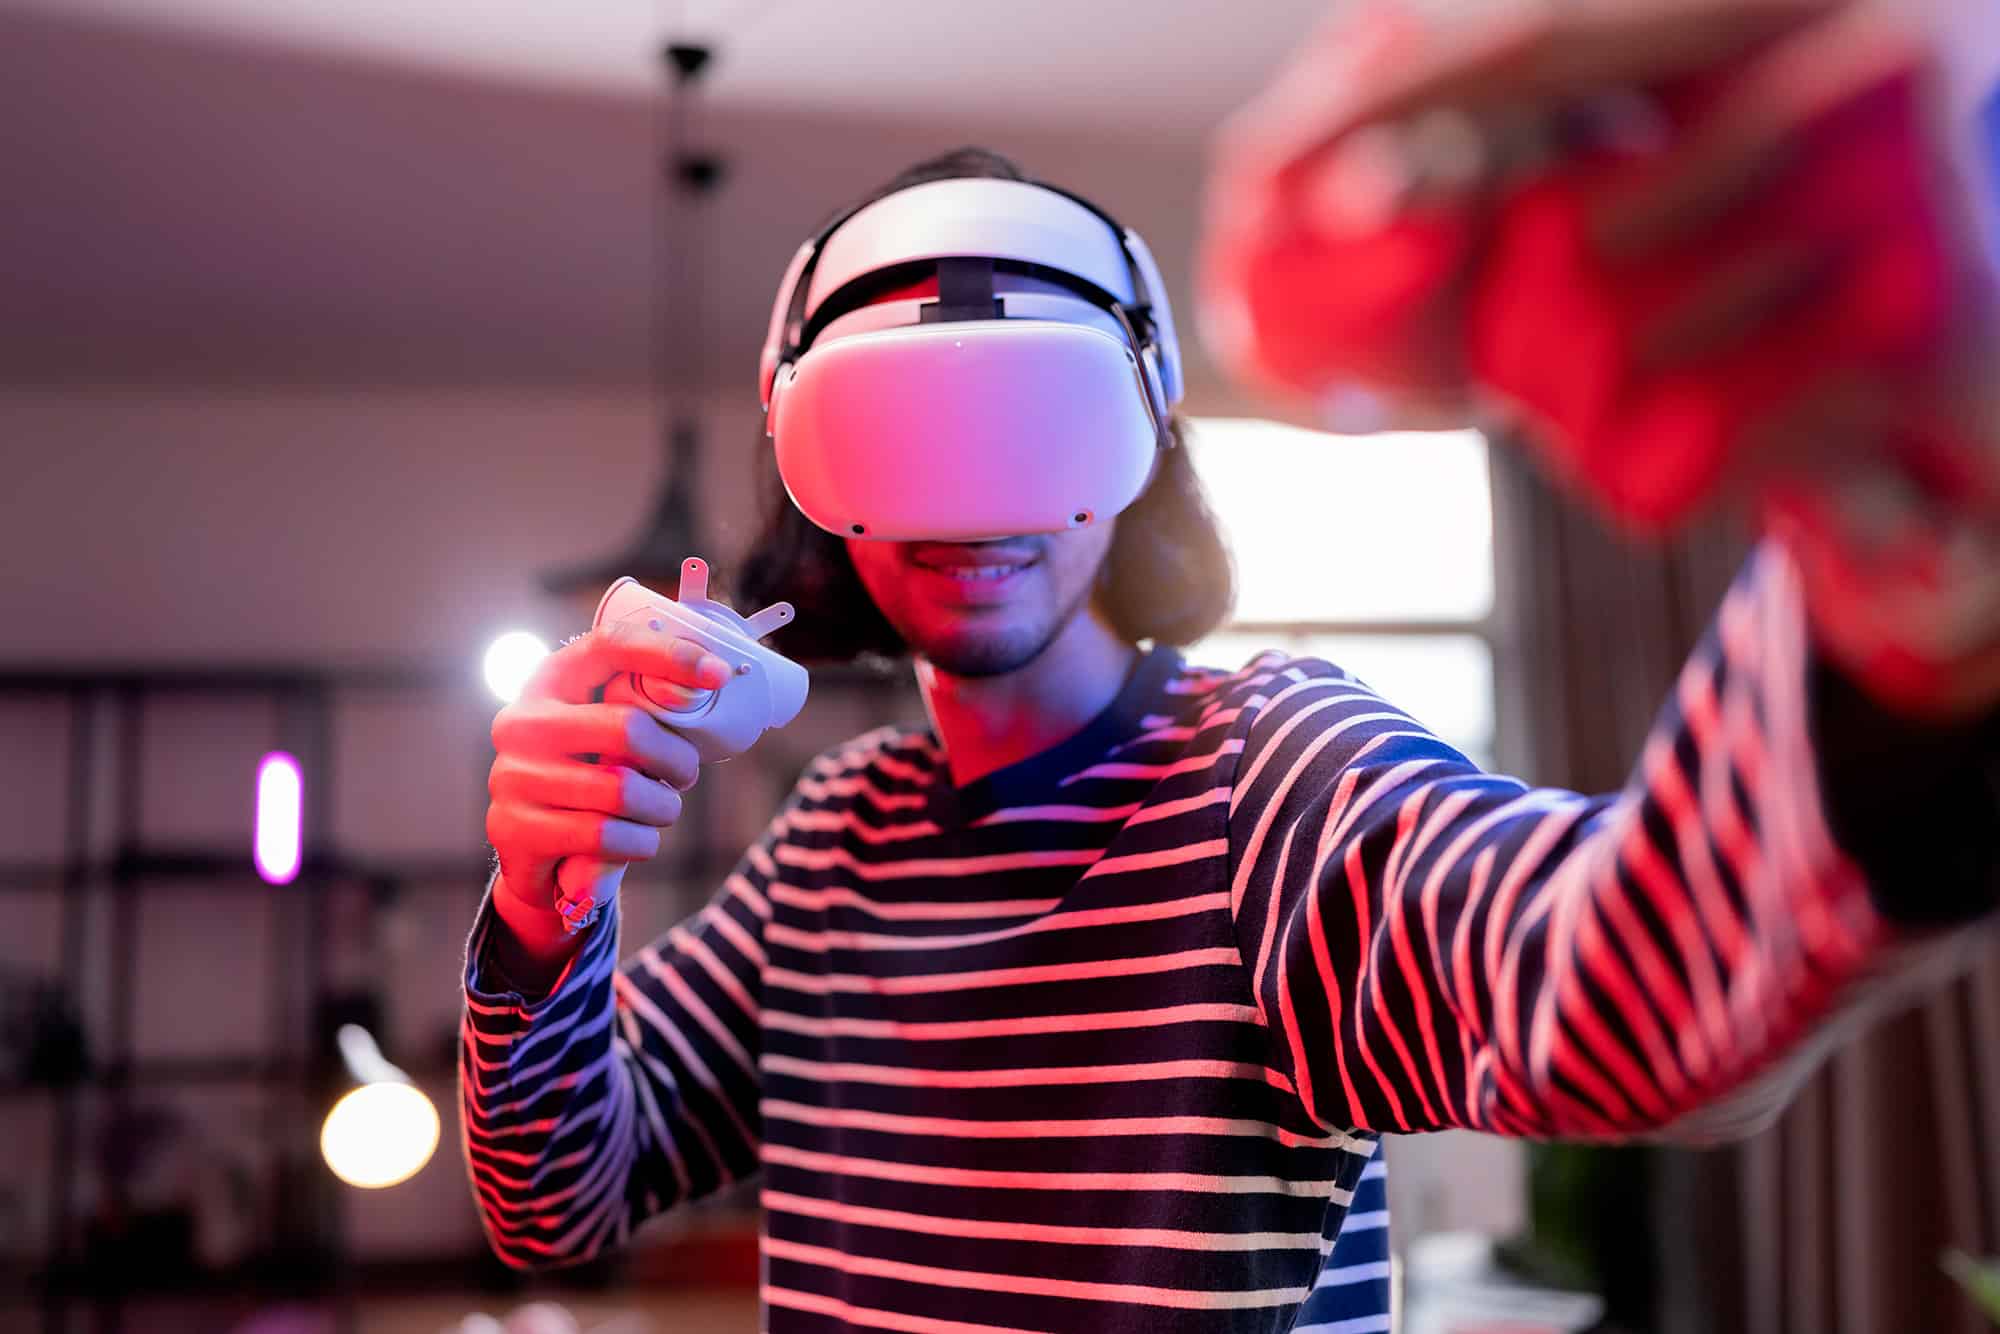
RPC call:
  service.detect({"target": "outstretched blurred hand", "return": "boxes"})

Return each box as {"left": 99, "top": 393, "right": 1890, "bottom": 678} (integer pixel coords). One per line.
{"left": 1199, "top": 0, "right": 2000, "bottom": 717}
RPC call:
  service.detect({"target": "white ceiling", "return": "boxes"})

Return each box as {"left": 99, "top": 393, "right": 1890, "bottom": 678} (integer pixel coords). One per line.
{"left": 28, "top": 0, "right": 1340, "bottom": 139}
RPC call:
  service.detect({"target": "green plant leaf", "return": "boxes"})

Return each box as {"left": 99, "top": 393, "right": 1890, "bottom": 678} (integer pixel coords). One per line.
{"left": 1942, "top": 1250, "right": 2000, "bottom": 1323}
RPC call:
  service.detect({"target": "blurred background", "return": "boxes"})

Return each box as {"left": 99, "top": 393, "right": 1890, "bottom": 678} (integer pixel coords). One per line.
{"left": 0, "top": 1, "right": 1996, "bottom": 1332}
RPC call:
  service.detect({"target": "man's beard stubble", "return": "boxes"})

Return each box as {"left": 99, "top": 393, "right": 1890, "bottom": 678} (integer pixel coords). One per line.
{"left": 900, "top": 577, "right": 1100, "bottom": 680}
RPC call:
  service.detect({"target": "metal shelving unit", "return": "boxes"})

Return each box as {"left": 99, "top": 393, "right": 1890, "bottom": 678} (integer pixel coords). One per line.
{"left": 0, "top": 666, "right": 513, "bottom": 1334}
{"left": 0, "top": 660, "right": 911, "bottom": 1334}
{"left": 5, "top": 671, "right": 342, "bottom": 1331}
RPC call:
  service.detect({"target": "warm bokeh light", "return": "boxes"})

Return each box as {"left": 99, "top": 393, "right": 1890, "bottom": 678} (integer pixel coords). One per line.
{"left": 253, "top": 751, "right": 303, "bottom": 885}
{"left": 482, "top": 630, "right": 550, "bottom": 703}
{"left": 320, "top": 1081, "right": 441, "bottom": 1190}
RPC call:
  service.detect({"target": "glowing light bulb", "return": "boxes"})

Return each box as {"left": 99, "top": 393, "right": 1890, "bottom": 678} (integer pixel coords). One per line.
{"left": 483, "top": 631, "right": 550, "bottom": 703}
{"left": 320, "top": 1081, "right": 441, "bottom": 1189}
{"left": 254, "top": 752, "right": 302, "bottom": 885}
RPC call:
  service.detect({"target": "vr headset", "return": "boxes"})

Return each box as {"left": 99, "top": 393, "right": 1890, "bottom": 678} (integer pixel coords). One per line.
{"left": 759, "top": 176, "right": 1184, "bottom": 542}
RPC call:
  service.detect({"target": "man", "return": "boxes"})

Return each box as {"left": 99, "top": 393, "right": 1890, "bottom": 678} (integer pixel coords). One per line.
{"left": 470, "top": 147, "right": 1398, "bottom": 1331}
{"left": 462, "top": 26, "right": 1999, "bottom": 1334}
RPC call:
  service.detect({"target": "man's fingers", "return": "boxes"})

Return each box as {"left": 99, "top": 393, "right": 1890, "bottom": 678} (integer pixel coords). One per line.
{"left": 1212, "top": 0, "right": 1838, "bottom": 201}
{"left": 598, "top": 618, "right": 736, "bottom": 691}
{"left": 489, "top": 755, "right": 685, "bottom": 828}
{"left": 492, "top": 701, "right": 702, "bottom": 789}
{"left": 601, "top": 671, "right": 710, "bottom": 715}
{"left": 1590, "top": 5, "right": 1925, "bottom": 264}
{"left": 1590, "top": 119, "right": 1800, "bottom": 264}
{"left": 521, "top": 622, "right": 734, "bottom": 705}
{"left": 1634, "top": 241, "right": 1839, "bottom": 374}
{"left": 485, "top": 801, "right": 663, "bottom": 864}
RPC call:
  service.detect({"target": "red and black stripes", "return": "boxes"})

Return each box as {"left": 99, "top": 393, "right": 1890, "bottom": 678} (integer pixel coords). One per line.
{"left": 457, "top": 540, "right": 1973, "bottom": 1332}
{"left": 1225, "top": 543, "right": 1951, "bottom": 1147}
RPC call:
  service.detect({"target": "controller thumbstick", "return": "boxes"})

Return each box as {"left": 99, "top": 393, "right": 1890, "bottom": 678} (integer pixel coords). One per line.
{"left": 637, "top": 674, "right": 714, "bottom": 718}
{"left": 588, "top": 561, "right": 804, "bottom": 761}
{"left": 630, "top": 609, "right": 718, "bottom": 717}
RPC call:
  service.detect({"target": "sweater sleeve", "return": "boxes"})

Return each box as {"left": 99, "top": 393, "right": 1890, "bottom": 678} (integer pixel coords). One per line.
{"left": 1224, "top": 539, "right": 1997, "bottom": 1141}
{"left": 458, "top": 810, "right": 783, "bottom": 1268}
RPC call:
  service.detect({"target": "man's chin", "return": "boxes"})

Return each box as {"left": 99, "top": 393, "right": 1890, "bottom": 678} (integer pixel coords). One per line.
{"left": 911, "top": 624, "right": 1054, "bottom": 679}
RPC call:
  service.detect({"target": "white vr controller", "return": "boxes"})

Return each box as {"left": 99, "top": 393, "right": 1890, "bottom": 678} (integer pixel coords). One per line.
{"left": 553, "top": 557, "right": 808, "bottom": 935}
{"left": 594, "top": 557, "right": 808, "bottom": 762}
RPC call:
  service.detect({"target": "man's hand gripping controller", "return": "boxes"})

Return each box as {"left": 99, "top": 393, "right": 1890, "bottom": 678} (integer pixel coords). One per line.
{"left": 553, "top": 557, "right": 808, "bottom": 935}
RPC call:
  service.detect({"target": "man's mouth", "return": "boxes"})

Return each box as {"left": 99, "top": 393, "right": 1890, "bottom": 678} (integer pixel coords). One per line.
{"left": 907, "top": 542, "right": 1042, "bottom": 582}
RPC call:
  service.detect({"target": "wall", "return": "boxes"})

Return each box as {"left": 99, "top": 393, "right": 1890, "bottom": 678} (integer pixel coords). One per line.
{"left": 0, "top": 381, "right": 940, "bottom": 1270}
{"left": 0, "top": 4, "right": 1547, "bottom": 1285}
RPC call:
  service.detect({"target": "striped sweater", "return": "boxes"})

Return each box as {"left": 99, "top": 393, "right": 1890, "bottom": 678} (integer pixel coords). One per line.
{"left": 460, "top": 543, "right": 1993, "bottom": 1332}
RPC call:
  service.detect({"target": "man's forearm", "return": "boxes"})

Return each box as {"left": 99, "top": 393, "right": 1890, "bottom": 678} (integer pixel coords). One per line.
{"left": 1232, "top": 542, "right": 1997, "bottom": 1141}
{"left": 461, "top": 882, "right": 635, "bottom": 1272}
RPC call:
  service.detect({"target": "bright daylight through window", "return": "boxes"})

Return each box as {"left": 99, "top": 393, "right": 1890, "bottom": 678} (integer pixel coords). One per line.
{"left": 1185, "top": 420, "right": 1497, "bottom": 768}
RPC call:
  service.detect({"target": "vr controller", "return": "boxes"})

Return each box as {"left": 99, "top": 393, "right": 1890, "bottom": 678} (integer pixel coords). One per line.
{"left": 553, "top": 558, "right": 809, "bottom": 935}
{"left": 594, "top": 558, "right": 808, "bottom": 762}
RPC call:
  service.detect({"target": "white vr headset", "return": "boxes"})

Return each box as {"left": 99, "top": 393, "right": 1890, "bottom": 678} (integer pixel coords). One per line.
{"left": 759, "top": 176, "right": 1184, "bottom": 542}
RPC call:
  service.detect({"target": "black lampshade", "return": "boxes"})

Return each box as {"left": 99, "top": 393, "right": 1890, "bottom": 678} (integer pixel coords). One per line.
{"left": 539, "top": 418, "right": 705, "bottom": 616}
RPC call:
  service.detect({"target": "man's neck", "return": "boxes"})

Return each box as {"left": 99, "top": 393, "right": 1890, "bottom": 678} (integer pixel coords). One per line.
{"left": 918, "top": 611, "right": 1140, "bottom": 789}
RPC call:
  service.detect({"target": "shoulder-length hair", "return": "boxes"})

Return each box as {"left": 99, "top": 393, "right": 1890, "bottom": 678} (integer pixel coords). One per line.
{"left": 733, "top": 146, "right": 1235, "bottom": 665}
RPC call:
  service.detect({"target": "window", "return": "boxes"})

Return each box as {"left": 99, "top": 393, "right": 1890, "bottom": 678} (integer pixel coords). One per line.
{"left": 1185, "top": 419, "right": 1498, "bottom": 768}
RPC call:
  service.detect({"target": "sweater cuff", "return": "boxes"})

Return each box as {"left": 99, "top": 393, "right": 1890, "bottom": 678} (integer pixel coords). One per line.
{"left": 1810, "top": 655, "right": 2000, "bottom": 928}
{"left": 463, "top": 873, "right": 619, "bottom": 1042}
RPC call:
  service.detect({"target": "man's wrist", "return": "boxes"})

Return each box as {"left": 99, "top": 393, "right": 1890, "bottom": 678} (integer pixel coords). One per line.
{"left": 1810, "top": 653, "right": 2000, "bottom": 928}
{"left": 487, "top": 871, "right": 589, "bottom": 997}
